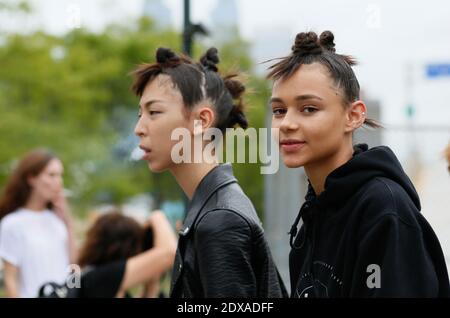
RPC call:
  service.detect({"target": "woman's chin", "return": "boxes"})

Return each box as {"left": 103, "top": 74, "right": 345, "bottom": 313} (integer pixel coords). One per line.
{"left": 147, "top": 161, "right": 168, "bottom": 173}
{"left": 282, "top": 156, "right": 306, "bottom": 168}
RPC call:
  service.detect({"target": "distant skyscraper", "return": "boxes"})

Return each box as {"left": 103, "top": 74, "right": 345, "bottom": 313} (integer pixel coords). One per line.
{"left": 142, "top": 0, "right": 172, "bottom": 29}
{"left": 210, "top": 0, "right": 239, "bottom": 42}
{"left": 251, "top": 26, "right": 293, "bottom": 75}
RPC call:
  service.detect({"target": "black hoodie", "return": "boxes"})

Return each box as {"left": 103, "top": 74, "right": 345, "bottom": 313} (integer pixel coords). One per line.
{"left": 289, "top": 144, "right": 450, "bottom": 298}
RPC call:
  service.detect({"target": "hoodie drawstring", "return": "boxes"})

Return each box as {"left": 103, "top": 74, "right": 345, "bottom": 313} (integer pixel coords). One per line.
{"left": 289, "top": 201, "right": 311, "bottom": 249}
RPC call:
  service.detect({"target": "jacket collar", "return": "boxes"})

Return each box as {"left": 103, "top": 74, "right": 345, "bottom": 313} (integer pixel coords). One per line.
{"left": 178, "top": 163, "right": 237, "bottom": 237}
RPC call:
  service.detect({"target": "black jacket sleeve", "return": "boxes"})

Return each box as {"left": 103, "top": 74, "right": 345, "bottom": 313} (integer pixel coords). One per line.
{"left": 351, "top": 213, "right": 447, "bottom": 297}
{"left": 194, "top": 209, "right": 257, "bottom": 297}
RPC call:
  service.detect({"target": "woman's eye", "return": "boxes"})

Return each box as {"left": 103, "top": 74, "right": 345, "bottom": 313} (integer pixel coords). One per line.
{"left": 272, "top": 108, "right": 286, "bottom": 116}
{"left": 302, "top": 106, "right": 317, "bottom": 113}
{"left": 149, "top": 111, "right": 161, "bottom": 116}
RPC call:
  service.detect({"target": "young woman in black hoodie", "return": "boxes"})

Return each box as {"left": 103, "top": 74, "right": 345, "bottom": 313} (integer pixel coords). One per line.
{"left": 267, "top": 30, "right": 450, "bottom": 297}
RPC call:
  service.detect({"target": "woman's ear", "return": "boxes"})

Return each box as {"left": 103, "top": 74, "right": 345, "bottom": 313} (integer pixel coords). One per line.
{"left": 191, "top": 106, "right": 215, "bottom": 136}
{"left": 345, "top": 100, "right": 367, "bottom": 133}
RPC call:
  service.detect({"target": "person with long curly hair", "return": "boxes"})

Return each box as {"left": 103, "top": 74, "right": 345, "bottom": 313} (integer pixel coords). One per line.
{"left": 0, "top": 149, "right": 77, "bottom": 297}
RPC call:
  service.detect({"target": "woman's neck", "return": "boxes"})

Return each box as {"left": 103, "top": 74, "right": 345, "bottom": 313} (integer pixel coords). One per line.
{"left": 24, "top": 193, "right": 47, "bottom": 212}
{"left": 304, "top": 143, "right": 354, "bottom": 196}
{"left": 170, "top": 162, "right": 219, "bottom": 200}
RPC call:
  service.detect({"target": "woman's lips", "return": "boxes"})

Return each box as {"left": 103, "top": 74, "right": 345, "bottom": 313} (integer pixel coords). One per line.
{"left": 142, "top": 152, "right": 151, "bottom": 160}
{"left": 139, "top": 145, "right": 152, "bottom": 160}
{"left": 280, "top": 139, "right": 306, "bottom": 153}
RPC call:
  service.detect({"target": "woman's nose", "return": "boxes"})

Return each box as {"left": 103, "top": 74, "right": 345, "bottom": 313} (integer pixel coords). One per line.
{"left": 134, "top": 117, "right": 146, "bottom": 137}
{"left": 56, "top": 176, "right": 63, "bottom": 188}
{"left": 280, "top": 109, "right": 299, "bottom": 132}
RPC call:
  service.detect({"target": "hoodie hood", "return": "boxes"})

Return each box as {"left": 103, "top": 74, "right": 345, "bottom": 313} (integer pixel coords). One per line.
{"left": 312, "top": 144, "right": 421, "bottom": 211}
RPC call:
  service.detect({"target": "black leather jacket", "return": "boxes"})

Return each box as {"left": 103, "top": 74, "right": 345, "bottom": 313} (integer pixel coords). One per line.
{"left": 170, "top": 164, "right": 287, "bottom": 298}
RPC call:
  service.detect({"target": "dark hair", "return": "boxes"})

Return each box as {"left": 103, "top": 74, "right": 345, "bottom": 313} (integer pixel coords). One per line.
{"left": 267, "top": 31, "right": 380, "bottom": 128}
{"left": 0, "top": 149, "right": 58, "bottom": 220}
{"left": 199, "top": 47, "right": 248, "bottom": 130}
{"left": 78, "top": 210, "right": 144, "bottom": 267}
{"left": 131, "top": 47, "right": 248, "bottom": 132}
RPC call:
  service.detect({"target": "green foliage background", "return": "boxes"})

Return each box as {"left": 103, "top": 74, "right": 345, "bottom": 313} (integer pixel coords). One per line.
{"left": 0, "top": 3, "right": 271, "bottom": 218}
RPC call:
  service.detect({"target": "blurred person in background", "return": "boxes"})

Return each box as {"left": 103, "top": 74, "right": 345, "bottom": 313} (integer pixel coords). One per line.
{"left": 445, "top": 142, "right": 450, "bottom": 174}
{"left": 268, "top": 30, "right": 450, "bottom": 297}
{"left": 74, "top": 209, "right": 176, "bottom": 298}
{"left": 0, "top": 149, "right": 77, "bottom": 297}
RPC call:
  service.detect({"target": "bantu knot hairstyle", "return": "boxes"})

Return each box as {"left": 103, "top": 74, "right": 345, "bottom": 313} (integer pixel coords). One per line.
{"left": 267, "top": 30, "right": 380, "bottom": 128}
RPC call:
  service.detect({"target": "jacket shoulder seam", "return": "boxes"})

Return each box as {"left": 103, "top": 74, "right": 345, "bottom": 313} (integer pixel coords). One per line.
{"left": 195, "top": 208, "right": 254, "bottom": 237}
{"left": 366, "top": 212, "right": 422, "bottom": 232}
{"left": 372, "top": 177, "right": 397, "bottom": 212}
{"left": 363, "top": 177, "right": 420, "bottom": 230}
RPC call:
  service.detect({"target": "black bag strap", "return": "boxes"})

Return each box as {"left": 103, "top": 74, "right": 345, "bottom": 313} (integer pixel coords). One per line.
{"left": 38, "top": 265, "right": 96, "bottom": 298}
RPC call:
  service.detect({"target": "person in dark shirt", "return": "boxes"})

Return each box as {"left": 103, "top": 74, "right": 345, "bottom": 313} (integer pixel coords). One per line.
{"left": 266, "top": 30, "right": 450, "bottom": 297}
{"left": 77, "top": 209, "right": 177, "bottom": 298}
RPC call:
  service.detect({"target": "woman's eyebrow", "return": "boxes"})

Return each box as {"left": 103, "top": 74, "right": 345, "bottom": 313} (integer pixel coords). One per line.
{"left": 269, "top": 97, "right": 284, "bottom": 104}
{"left": 140, "top": 99, "right": 165, "bottom": 109}
{"left": 269, "top": 94, "right": 323, "bottom": 105}
{"left": 294, "top": 94, "right": 323, "bottom": 101}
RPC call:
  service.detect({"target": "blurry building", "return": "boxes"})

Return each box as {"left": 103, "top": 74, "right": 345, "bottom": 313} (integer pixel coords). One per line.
{"left": 209, "top": 0, "right": 239, "bottom": 43}
{"left": 251, "top": 27, "right": 293, "bottom": 75}
{"left": 263, "top": 112, "right": 307, "bottom": 292}
{"left": 354, "top": 99, "right": 383, "bottom": 147}
{"left": 142, "top": 0, "right": 172, "bottom": 29}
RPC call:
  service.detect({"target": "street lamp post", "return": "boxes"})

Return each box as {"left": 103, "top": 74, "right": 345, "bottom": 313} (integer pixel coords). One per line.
{"left": 183, "top": 0, "right": 192, "bottom": 56}
{"left": 182, "top": 0, "right": 208, "bottom": 56}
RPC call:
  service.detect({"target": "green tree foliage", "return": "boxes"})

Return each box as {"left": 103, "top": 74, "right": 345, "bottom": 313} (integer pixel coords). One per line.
{"left": 0, "top": 14, "right": 269, "bottom": 218}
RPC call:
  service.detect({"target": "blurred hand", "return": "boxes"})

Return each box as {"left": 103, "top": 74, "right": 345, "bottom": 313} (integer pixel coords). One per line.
{"left": 144, "top": 210, "right": 166, "bottom": 229}
{"left": 52, "top": 191, "right": 72, "bottom": 227}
